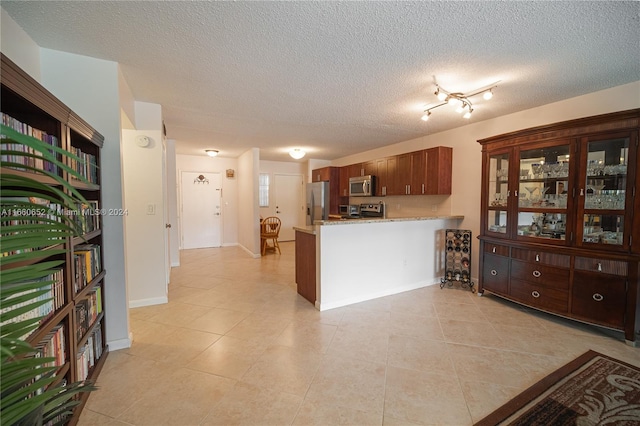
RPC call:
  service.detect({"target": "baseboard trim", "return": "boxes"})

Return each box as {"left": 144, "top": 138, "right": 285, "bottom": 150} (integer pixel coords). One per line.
{"left": 106, "top": 336, "right": 132, "bottom": 351}
{"left": 129, "top": 296, "right": 168, "bottom": 309}
{"left": 318, "top": 279, "right": 439, "bottom": 311}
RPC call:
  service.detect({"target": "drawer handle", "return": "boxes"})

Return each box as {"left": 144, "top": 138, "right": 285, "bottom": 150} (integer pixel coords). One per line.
{"left": 532, "top": 291, "right": 540, "bottom": 298}
{"left": 593, "top": 293, "right": 604, "bottom": 302}
{"left": 490, "top": 269, "right": 498, "bottom": 276}
{"left": 535, "top": 254, "right": 540, "bottom": 262}
{"left": 492, "top": 247, "right": 496, "bottom": 253}
{"left": 532, "top": 270, "right": 541, "bottom": 278}
{"left": 596, "top": 262, "right": 602, "bottom": 272}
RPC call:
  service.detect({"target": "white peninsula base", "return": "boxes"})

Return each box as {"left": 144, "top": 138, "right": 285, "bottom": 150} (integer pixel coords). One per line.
{"left": 313, "top": 216, "right": 463, "bottom": 311}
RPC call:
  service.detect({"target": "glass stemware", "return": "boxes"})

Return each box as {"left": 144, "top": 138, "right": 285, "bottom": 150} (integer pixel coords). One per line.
{"left": 524, "top": 186, "right": 538, "bottom": 203}
{"left": 531, "top": 163, "right": 542, "bottom": 179}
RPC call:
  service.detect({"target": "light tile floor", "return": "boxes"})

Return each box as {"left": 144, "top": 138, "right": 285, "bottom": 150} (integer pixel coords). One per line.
{"left": 79, "top": 242, "right": 639, "bottom": 425}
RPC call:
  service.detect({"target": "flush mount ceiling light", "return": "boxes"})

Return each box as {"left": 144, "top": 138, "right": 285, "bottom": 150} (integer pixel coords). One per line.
{"left": 289, "top": 148, "right": 306, "bottom": 159}
{"left": 205, "top": 149, "right": 219, "bottom": 157}
{"left": 424, "top": 81, "right": 499, "bottom": 121}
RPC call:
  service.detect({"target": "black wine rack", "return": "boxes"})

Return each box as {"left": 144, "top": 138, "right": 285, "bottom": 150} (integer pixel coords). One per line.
{"left": 440, "top": 229, "right": 475, "bottom": 293}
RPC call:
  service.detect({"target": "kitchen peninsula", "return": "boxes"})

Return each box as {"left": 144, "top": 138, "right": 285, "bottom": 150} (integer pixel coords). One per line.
{"left": 294, "top": 215, "right": 463, "bottom": 310}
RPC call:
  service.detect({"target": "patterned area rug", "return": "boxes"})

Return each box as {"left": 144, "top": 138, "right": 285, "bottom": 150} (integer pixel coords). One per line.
{"left": 475, "top": 350, "right": 640, "bottom": 425}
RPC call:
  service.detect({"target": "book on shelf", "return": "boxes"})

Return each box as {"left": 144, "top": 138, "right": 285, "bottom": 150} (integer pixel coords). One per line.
{"left": 30, "top": 325, "right": 66, "bottom": 399}
{"left": 72, "top": 200, "right": 100, "bottom": 235}
{"left": 1, "top": 114, "right": 60, "bottom": 174}
{"left": 75, "top": 287, "right": 101, "bottom": 341}
{"left": 0, "top": 269, "right": 65, "bottom": 340}
{"left": 69, "top": 145, "right": 98, "bottom": 185}
{"left": 76, "top": 322, "right": 103, "bottom": 382}
{"left": 73, "top": 244, "right": 102, "bottom": 293}
{"left": 0, "top": 196, "right": 65, "bottom": 257}
{"left": 33, "top": 324, "right": 66, "bottom": 369}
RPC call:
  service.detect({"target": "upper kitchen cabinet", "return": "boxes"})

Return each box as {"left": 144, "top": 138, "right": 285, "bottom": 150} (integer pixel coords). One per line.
{"left": 397, "top": 151, "right": 425, "bottom": 195}
{"left": 312, "top": 166, "right": 333, "bottom": 183}
{"left": 376, "top": 156, "right": 398, "bottom": 196}
{"left": 339, "top": 163, "right": 364, "bottom": 197}
{"left": 396, "top": 147, "right": 452, "bottom": 196}
{"left": 311, "top": 166, "right": 342, "bottom": 214}
{"left": 338, "top": 146, "right": 452, "bottom": 197}
{"left": 424, "top": 146, "right": 452, "bottom": 195}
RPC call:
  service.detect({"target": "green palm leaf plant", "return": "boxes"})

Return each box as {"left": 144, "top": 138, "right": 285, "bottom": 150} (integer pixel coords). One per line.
{"left": 1, "top": 124, "right": 97, "bottom": 425}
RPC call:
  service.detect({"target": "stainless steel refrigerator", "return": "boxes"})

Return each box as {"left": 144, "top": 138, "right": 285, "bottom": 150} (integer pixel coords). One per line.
{"left": 306, "top": 181, "right": 330, "bottom": 225}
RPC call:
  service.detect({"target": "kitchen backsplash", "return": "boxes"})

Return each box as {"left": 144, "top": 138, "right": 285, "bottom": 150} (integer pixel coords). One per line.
{"left": 348, "top": 195, "right": 452, "bottom": 218}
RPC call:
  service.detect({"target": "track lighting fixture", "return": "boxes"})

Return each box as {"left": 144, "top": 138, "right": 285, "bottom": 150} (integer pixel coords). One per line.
{"left": 421, "top": 81, "right": 499, "bottom": 122}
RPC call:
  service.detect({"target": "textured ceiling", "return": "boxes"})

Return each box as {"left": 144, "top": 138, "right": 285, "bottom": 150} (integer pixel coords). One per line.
{"left": 3, "top": 1, "right": 639, "bottom": 161}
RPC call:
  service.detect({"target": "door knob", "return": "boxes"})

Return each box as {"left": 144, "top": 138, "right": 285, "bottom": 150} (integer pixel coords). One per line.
{"left": 165, "top": 224, "right": 171, "bottom": 228}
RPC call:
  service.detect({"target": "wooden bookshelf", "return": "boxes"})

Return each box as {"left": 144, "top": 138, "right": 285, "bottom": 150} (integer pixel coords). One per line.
{"left": 1, "top": 52, "right": 108, "bottom": 423}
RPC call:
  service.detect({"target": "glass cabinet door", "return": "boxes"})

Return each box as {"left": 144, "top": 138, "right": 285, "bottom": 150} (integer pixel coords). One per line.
{"left": 516, "top": 143, "right": 571, "bottom": 243}
{"left": 578, "top": 135, "right": 630, "bottom": 249}
{"left": 486, "top": 152, "right": 509, "bottom": 235}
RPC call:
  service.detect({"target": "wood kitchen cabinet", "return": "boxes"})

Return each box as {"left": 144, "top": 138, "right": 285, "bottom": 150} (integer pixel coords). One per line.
{"left": 478, "top": 109, "right": 640, "bottom": 345}
{"left": 338, "top": 146, "right": 452, "bottom": 197}
{"left": 424, "top": 146, "right": 452, "bottom": 195}
{"left": 312, "top": 166, "right": 343, "bottom": 214}
{"left": 339, "top": 163, "right": 365, "bottom": 197}
{"left": 397, "top": 151, "right": 424, "bottom": 195}
{"left": 362, "top": 160, "right": 377, "bottom": 177}
{"left": 376, "top": 156, "right": 398, "bottom": 196}
{"left": 295, "top": 230, "right": 316, "bottom": 304}
{"left": 395, "top": 147, "right": 452, "bottom": 195}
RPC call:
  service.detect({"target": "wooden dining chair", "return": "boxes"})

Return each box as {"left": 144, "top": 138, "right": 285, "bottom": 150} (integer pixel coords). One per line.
{"left": 260, "top": 216, "right": 281, "bottom": 255}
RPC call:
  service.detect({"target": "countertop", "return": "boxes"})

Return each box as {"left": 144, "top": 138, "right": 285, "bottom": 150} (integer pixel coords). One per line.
{"left": 294, "top": 215, "right": 464, "bottom": 233}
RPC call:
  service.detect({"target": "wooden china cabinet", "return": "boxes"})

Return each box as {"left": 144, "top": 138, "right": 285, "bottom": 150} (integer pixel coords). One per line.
{"left": 478, "top": 109, "right": 640, "bottom": 346}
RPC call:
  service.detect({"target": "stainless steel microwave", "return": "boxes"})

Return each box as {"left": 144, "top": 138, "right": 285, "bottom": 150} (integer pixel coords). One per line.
{"left": 349, "top": 175, "right": 375, "bottom": 197}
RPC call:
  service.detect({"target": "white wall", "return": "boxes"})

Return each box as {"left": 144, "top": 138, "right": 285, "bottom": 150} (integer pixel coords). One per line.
{"left": 39, "top": 48, "right": 130, "bottom": 350}
{"left": 176, "top": 154, "right": 239, "bottom": 247}
{"left": 1, "top": 8, "right": 41, "bottom": 80}
{"left": 330, "top": 81, "right": 640, "bottom": 282}
{"left": 118, "top": 65, "right": 136, "bottom": 130}
{"left": 238, "top": 148, "right": 261, "bottom": 256}
{"left": 122, "top": 102, "right": 167, "bottom": 307}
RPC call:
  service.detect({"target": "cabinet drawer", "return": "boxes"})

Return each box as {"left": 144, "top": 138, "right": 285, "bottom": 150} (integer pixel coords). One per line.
{"left": 483, "top": 243, "right": 509, "bottom": 257}
{"left": 571, "top": 271, "right": 626, "bottom": 329}
{"left": 510, "top": 278, "right": 569, "bottom": 313}
{"left": 482, "top": 254, "right": 509, "bottom": 295}
{"left": 511, "top": 248, "right": 570, "bottom": 268}
{"left": 510, "top": 259, "right": 570, "bottom": 290}
{"left": 574, "top": 257, "right": 628, "bottom": 276}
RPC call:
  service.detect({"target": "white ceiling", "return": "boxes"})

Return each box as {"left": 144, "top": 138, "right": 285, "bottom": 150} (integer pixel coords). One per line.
{"left": 3, "top": 1, "right": 639, "bottom": 161}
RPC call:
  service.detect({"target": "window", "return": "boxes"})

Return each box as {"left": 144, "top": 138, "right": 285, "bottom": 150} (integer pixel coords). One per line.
{"left": 259, "top": 173, "right": 269, "bottom": 207}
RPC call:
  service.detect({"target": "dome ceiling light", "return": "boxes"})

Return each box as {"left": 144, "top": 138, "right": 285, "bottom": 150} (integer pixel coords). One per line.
{"left": 289, "top": 148, "right": 306, "bottom": 159}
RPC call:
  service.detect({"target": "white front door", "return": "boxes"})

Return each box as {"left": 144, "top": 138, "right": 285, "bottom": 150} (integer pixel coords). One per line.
{"left": 181, "top": 171, "right": 222, "bottom": 249}
{"left": 274, "top": 174, "right": 303, "bottom": 241}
